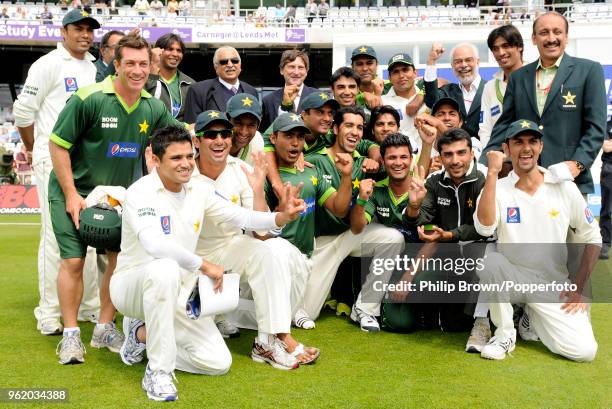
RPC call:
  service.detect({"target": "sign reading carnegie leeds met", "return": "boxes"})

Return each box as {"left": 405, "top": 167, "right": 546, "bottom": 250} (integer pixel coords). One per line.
{"left": 0, "top": 24, "right": 192, "bottom": 42}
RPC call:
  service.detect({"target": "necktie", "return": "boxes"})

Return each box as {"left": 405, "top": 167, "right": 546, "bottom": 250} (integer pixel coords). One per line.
{"left": 231, "top": 86, "right": 238, "bottom": 95}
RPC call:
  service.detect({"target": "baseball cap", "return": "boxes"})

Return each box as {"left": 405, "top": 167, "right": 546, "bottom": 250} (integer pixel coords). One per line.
{"left": 432, "top": 97, "right": 462, "bottom": 117}
{"left": 62, "top": 9, "right": 101, "bottom": 29}
{"left": 195, "top": 110, "right": 233, "bottom": 133}
{"left": 272, "top": 113, "right": 310, "bottom": 133}
{"left": 226, "top": 93, "right": 262, "bottom": 121}
{"left": 387, "top": 53, "right": 415, "bottom": 71}
{"left": 505, "top": 119, "right": 544, "bottom": 141}
{"left": 351, "top": 45, "right": 377, "bottom": 61}
{"left": 298, "top": 92, "right": 340, "bottom": 113}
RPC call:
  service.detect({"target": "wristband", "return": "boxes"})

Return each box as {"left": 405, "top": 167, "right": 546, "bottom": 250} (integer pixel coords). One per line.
{"left": 356, "top": 197, "right": 368, "bottom": 207}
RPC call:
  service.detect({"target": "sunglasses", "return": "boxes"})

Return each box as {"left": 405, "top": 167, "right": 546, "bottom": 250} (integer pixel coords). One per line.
{"left": 196, "top": 129, "right": 233, "bottom": 139}
{"left": 218, "top": 57, "right": 240, "bottom": 65}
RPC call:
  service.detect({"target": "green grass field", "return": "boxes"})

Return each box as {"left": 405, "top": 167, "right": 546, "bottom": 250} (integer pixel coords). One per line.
{"left": 1, "top": 214, "right": 611, "bottom": 409}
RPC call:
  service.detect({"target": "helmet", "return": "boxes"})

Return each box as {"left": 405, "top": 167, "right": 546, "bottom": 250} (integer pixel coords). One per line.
{"left": 78, "top": 203, "right": 122, "bottom": 250}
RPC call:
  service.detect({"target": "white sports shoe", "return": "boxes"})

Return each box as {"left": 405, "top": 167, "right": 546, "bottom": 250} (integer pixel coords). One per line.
{"left": 57, "top": 333, "right": 86, "bottom": 365}
{"left": 120, "top": 317, "right": 146, "bottom": 366}
{"left": 350, "top": 306, "right": 380, "bottom": 332}
{"left": 480, "top": 336, "right": 516, "bottom": 360}
{"left": 518, "top": 312, "right": 540, "bottom": 342}
{"left": 142, "top": 364, "right": 178, "bottom": 402}
{"left": 77, "top": 311, "right": 99, "bottom": 324}
{"left": 293, "top": 309, "right": 315, "bottom": 330}
{"left": 91, "top": 323, "right": 125, "bottom": 353}
{"left": 38, "top": 318, "right": 63, "bottom": 336}
{"left": 251, "top": 337, "right": 299, "bottom": 370}
{"left": 465, "top": 317, "right": 492, "bottom": 353}
{"left": 216, "top": 319, "right": 240, "bottom": 338}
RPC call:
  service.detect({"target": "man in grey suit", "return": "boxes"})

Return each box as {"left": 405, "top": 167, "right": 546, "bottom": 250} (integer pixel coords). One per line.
{"left": 259, "top": 49, "right": 318, "bottom": 132}
{"left": 483, "top": 12, "right": 607, "bottom": 194}
{"left": 183, "top": 46, "right": 258, "bottom": 123}
{"left": 424, "top": 42, "right": 486, "bottom": 139}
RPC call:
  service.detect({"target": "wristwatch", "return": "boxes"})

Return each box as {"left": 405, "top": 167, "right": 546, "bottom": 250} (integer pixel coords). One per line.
{"left": 575, "top": 161, "right": 585, "bottom": 173}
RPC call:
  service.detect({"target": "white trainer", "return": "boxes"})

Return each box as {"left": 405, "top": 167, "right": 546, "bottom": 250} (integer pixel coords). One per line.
{"left": 518, "top": 312, "right": 540, "bottom": 342}
{"left": 120, "top": 317, "right": 146, "bottom": 366}
{"left": 38, "top": 318, "right": 63, "bottom": 336}
{"left": 56, "top": 333, "right": 86, "bottom": 365}
{"left": 465, "top": 317, "right": 492, "bottom": 353}
{"left": 142, "top": 364, "right": 178, "bottom": 402}
{"left": 480, "top": 336, "right": 516, "bottom": 360}
{"left": 216, "top": 319, "right": 240, "bottom": 338}
{"left": 350, "top": 306, "right": 380, "bottom": 332}
{"left": 251, "top": 336, "right": 299, "bottom": 370}
{"left": 91, "top": 323, "right": 125, "bottom": 353}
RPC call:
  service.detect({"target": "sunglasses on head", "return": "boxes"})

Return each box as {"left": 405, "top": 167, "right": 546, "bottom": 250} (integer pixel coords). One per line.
{"left": 196, "top": 129, "right": 233, "bottom": 139}
{"left": 218, "top": 57, "right": 240, "bottom": 65}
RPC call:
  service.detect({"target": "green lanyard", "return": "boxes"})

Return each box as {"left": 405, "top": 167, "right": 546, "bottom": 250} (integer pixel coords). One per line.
{"left": 495, "top": 79, "right": 504, "bottom": 105}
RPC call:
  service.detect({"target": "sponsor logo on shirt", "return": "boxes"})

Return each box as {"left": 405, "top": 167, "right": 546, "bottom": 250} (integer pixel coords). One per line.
{"left": 377, "top": 206, "right": 390, "bottom": 218}
{"left": 106, "top": 142, "right": 140, "bottom": 158}
{"left": 171, "top": 101, "right": 181, "bottom": 118}
{"left": 437, "top": 197, "right": 451, "bottom": 206}
{"left": 491, "top": 105, "right": 500, "bottom": 117}
{"left": 160, "top": 215, "right": 171, "bottom": 234}
{"left": 301, "top": 197, "right": 315, "bottom": 216}
{"left": 479, "top": 111, "right": 484, "bottom": 123}
{"left": 64, "top": 77, "right": 78, "bottom": 92}
{"left": 585, "top": 207, "right": 595, "bottom": 224}
{"left": 101, "top": 117, "right": 119, "bottom": 129}
{"left": 137, "top": 207, "right": 156, "bottom": 217}
{"left": 506, "top": 207, "right": 520, "bottom": 223}
{"left": 322, "top": 174, "right": 333, "bottom": 184}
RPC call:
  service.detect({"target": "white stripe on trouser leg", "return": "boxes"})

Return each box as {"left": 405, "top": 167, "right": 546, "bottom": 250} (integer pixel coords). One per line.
{"left": 201, "top": 235, "right": 293, "bottom": 334}
{"left": 110, "top": 258, "right": 181, "bottom": 373}
{"left": 526, "top": 303, "right": 597, "bottom": 362}
{"left": 34, "top": 159, "right": 100, "bottom": 322}
{"left": 305, "top": 224, "right": 405, "bottom": 320}
{"left": 174, "top": 282, "right": 232, "bottom": 375}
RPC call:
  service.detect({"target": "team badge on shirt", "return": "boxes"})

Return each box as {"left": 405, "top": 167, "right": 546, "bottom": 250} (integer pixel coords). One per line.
{"left": 160, "top": 215, "right": 171, "bottom": 234}
{"left": 585, "top": 207, "right": 595, "bottom": 224}
{"left": 64, "top": 77, "right": 78, "bottom": 92}
{"left": 506, "top": 207, "right": 521, "bottom": 223}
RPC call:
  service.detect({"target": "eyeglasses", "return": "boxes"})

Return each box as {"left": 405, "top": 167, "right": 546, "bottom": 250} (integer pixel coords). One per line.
{"left": 218, "top": 57, "right": 240, "bottom": 66}
{"left": 196, "top": 129, "right": 233, "bottom": 139}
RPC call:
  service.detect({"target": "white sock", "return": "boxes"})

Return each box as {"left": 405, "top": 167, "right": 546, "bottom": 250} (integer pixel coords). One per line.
{"left": 63, "top": 327, "right": 80, "bottom": 336}
{"left": 258, "top": 332, "right": 273, "bottom": 345}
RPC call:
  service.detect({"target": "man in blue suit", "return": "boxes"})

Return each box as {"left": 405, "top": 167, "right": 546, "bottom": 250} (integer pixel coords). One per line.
{"left": 483, "top": 12, "right": 607, "bottom": 194}
{"left": 259, "top": 49, "right": 318, "bottom": 132}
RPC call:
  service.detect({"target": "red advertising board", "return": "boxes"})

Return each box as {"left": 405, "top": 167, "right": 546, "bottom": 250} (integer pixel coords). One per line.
{"left": 0, "top": 185, "right": 40, "bottom": 214}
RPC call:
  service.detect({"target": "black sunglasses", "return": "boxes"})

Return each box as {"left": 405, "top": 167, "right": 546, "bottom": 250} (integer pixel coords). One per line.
{"left": 218, "top": 57, "right": 240, "bottom": 65}
{"left": 196, "top": 129, "right": 233, "bottom": 139}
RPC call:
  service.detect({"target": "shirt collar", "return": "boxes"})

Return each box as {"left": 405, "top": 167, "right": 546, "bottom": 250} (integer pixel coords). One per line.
{"left": 443, "top": 158, "right": 475, "bottom": 182}
{"left": 57, "top": 42, "right": 95, "bottom": 62}
{"left": 507, "top": 166, "right": 555, "bottom": 184}
{"left": 100, "top": 76, "right": 152, "bottom": 98}
{"left": 493, "top": 69, "right": 504, "bottom": 80}
{"left": 218, "top": 77, "right": 240, "bottom": 91}
{"left": 537, "top": 54, "right": 564, "bottom": 70}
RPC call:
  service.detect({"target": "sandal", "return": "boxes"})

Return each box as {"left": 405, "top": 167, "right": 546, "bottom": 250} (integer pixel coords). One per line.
{"left": 290, "top": 343, "right": 320, "bottom": 365}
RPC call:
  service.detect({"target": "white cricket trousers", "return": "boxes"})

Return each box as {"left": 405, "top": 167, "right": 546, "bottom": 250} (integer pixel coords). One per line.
{"left": 201, "top": 236, "right": 305, "bottom": 334}
{"left": 110, "top": 258, "right": 232, "bottom": 374}
{"left": 33, "top": 158, "right": 99, "bottom": 323}
{"left": 480, "top": 252, "right": 598, "bottom": 362}
{"left": 304, "top": 223, "right": 405, "bottom": 320}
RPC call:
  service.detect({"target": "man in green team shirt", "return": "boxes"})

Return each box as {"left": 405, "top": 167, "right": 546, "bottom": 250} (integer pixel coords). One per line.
{"left": 303, "top": 106, "right": 405, "bottom": 332}
{"left": 146, "top": 33, "right": 194, "bottom": 121}
{"left": 226, "top": 92, "right": 265, "bottom": 166}
{"left": 264, "top": 113, "right": 354, "bottom": 329}
{"left": 48, "top": 33, "right": 183, "bottom": 365}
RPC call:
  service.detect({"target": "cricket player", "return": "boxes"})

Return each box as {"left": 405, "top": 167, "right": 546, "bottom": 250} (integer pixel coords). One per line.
{"left": 475, "top": 119, "right": 599, "bottom": 361}
{"left": 13, "top": 9, "right": 102, "bottom": 335}
{"left": 226, "top": 93, "right": 265, "bottom": 166}
{"left": 49, "top": 33, "right": 184, "bottom": 365}
{"left": 111, "top": 125, "right": 305, "bottom": 401}
{"left": 192, "top": 110, "right": 319, "bottom": 369}
{"left": 304, "top": 106, "right": 405, "bottom": 332}
{"left": 264, "top": 113, "right": 355, "bottom": 329}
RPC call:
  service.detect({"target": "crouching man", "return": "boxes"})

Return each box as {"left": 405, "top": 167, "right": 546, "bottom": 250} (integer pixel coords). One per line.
{"left": 110, "top": 126, "right": 304, "bottom": 401}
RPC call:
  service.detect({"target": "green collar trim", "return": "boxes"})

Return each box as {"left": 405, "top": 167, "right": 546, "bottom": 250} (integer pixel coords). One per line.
{"left": 279, "top": 166, "right": 297, "bottom": 174}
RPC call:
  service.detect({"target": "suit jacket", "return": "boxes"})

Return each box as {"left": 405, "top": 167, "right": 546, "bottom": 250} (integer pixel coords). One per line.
{"left": 483, "top": 54, "right": 607, "bottom": 193}
{"left": 424, "top": 77, "right": 486, "bottom": 139}
{"left": 94, "top": 58, "right": 116, "bottom": 83}
{"left": 260, "top": 85, "right": 318, "bottom": 131}
{"left": 182, "top": 78, "right": 258, "bottom": 124}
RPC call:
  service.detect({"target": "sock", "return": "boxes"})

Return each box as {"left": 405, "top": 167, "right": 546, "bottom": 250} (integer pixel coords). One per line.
{"left": 63, "top": 327, "right": 80, "bottom": 337}
{"left": 96, "top": 323, "right": 112, "bottom": 331}
{"left": 474, "top": 316, "right": 490, "bottom": 326}
{"left": 258, "top": 332, "right": 273, "bottom": 345}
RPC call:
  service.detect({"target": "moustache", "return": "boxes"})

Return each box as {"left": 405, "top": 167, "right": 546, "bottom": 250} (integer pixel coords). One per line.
{"left": 544, "top": 41, "right": 560, "bottom": 47}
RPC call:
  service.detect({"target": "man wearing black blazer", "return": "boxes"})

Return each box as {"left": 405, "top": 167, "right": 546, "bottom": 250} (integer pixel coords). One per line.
{"left": 259, "top": 49, "right": 318, "bottom": 132}
{"left": 424, "top": 42, "right": 486, "bottom": 139}
{"left": 183, "top": 46, "right": 258, "bottom": 124}
{"left": 483, "top": 12, "right": 607, "bottom": 194}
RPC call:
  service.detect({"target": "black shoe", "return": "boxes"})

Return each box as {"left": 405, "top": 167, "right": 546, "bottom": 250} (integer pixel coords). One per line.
{"left": 599, "top": 248, "right": 609, "bottom": 260}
